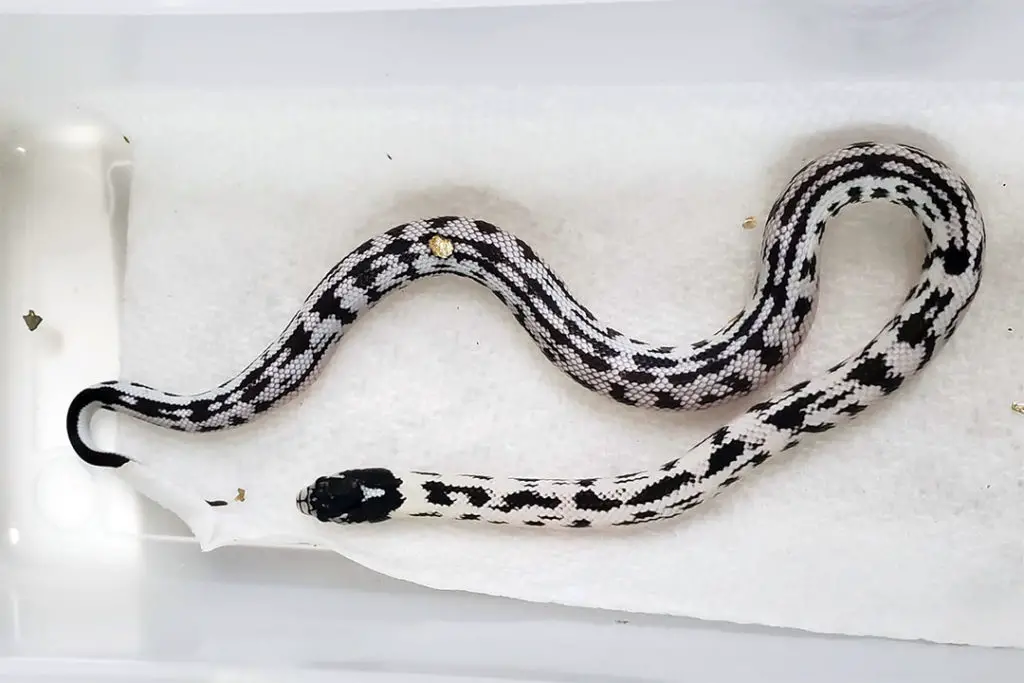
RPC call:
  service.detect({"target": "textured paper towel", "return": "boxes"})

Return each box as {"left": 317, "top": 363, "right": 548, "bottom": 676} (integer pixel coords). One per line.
{"left": 91, "top": 85, "right": 1022, "bottom": 647}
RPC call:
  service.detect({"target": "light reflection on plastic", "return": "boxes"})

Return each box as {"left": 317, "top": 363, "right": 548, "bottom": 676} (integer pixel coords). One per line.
{"left": 51, "top": 123, "right": 107, "bottom": 147}
{"left": 5, "top": 134, "right": 141, "bottom": 567}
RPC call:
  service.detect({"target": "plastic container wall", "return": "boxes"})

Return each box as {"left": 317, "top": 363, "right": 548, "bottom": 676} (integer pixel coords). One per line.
{"left": 1, "top": 2, "right": 1023, "bottom": 681}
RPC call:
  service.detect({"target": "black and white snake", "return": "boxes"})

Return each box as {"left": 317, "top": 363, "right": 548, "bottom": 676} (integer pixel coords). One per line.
{"left": 67, "top": 142, "right": 985, "bottom": 529}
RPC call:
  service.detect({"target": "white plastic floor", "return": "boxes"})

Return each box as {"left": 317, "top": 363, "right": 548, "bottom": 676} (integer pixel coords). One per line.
{"left": 1, "top": 2, "right": 1023, "bottom": 681}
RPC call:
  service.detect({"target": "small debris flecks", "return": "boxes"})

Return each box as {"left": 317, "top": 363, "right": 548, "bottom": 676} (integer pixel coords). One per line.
{"left": 1012, "top": 403, "right": 1024, "bottom": 416}
{"left": 122, "top": 135, "right": 131, "bottom": 144}
{"left": 386, "top": 153, "right": 392, "bottom": 160}
{"left": 234, "top": 488, "right": 246, "bottom": 502}
{"left": 22, "top": 309, "right": 42, "bottom": 331}
{"left": 614, "top": 619, "right": 629, "bottom": 624}
{"left": 206, "top": 499, "right": 228, "bottom": 507}
{"left": 742, "top": 216, "right": 757, "bottom": 230}
{"left": 1009, "top": 327, "right": 1014, "bottom": 332}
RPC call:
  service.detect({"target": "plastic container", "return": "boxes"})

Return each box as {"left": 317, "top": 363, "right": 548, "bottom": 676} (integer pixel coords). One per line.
{"left": 2, "top": 2, "right": 1023, "bottom": 680}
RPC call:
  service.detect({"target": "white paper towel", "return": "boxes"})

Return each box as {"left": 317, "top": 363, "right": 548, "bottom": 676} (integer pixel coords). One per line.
{"left": 86, "top": 85, "right": 1022, "bottom": 647}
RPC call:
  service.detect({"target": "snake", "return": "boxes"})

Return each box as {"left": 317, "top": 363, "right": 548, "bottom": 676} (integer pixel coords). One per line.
{"left": 66, "top": 141, "right": 985, "bottom": 530}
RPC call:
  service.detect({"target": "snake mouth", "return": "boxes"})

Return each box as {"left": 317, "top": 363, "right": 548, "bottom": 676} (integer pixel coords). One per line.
{"left": 295, "top": 488, "right": 315, "bottom": 516}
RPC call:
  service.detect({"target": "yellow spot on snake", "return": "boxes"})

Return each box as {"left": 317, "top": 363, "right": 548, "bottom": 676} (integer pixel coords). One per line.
{"left": 429, "top": 235, "right": 454, "bottom": 258}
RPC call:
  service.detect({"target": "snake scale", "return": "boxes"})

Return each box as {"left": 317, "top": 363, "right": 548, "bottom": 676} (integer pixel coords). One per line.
{"left": 66, "top": 142, "right": 985, "bottom": 529}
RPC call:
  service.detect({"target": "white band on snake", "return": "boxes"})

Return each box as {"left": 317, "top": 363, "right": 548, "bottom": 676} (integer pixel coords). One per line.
{"left": 66, "top": 142, "right": 985, "bottom": 529}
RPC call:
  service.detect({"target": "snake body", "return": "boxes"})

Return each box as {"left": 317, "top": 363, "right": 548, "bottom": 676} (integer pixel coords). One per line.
{"left": 67, "top": 142, "right": 985, "bottom": 529}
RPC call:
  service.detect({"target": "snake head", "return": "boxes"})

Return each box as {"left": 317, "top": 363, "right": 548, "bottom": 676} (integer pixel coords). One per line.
{"left": 296, "top": 467, "right": 404, "bottom": 524}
